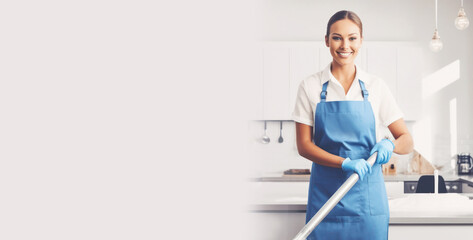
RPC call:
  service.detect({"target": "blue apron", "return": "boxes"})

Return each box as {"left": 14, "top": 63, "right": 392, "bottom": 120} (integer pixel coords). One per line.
{"left": 306, "top": 79, "right": 389, "bottom": 240}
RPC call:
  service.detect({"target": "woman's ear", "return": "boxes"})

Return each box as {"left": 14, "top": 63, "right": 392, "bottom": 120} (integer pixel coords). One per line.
{"left": 325, "top": 35, "right": 329, "bottom": 47}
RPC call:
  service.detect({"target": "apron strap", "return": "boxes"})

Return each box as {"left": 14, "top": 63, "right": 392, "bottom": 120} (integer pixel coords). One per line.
{"left": 320, "top": 82, "right": 329, "bottom": 102}
{"left": 358, "top": 80, "right": 369, "bottom": 101}
{"left": 320, "top": 79, "right": 369, "bottom": 101}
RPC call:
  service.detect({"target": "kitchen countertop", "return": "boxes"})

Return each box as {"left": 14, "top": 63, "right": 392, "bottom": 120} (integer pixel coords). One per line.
{"left": 248, "top": 206, "right": 473, "bottom": 224}
{"left": 248, "top": 170, "right": 473, "bottom": 224}
{"left": 248, "top": 194, "right": 473, "bottom": 224}
{"left": 249, "top": 170, "right": 473, "bottom": 183}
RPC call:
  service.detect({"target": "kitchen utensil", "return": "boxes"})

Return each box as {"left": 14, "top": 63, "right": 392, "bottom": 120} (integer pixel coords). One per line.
{"left": 457, "top": 152, "right": 473, "bottom": 175}
{"left": 278, "top": 121, "right": 284, "bottom": 143}
{"left": 262, "top": 121, "right": 270, "bottom": 144}
{"left": 292, "top": 153, "right": 378, "bottom": 240}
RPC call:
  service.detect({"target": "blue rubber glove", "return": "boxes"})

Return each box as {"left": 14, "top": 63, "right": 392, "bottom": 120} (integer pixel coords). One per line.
{"left": 370, "top": 139, "right": 395, "bottom": 165}
{"left": 341, "top": 157, "right": 372, "bottom": 181}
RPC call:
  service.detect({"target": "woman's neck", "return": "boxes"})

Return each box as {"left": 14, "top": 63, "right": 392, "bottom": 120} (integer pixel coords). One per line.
{"left": 330, "top": 62, "right": 356, "bottom": 83}
{"left": 330, "top": 62, "right": 356, "bottom": 95}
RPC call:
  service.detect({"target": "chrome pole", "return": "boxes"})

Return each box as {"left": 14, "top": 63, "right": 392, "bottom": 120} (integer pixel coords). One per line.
{"left": 292, "top": 153, "right": 378, "bottom": 240}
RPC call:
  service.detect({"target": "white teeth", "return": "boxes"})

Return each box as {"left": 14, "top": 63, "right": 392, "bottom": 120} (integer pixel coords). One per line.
{"left": 338, "top": 52, "right": 352, "bottom": 56}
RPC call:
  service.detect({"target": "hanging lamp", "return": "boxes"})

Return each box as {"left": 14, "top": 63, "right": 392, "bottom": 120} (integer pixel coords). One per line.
{"left": 430, "top": 0, "right": 443, "bottom": 52}
{"left": 455, "top": 0, "right": 469, "bottom": 30}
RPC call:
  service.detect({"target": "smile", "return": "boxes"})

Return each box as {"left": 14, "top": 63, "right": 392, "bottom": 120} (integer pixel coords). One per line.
{"left": 337, "top": 52, "right": 353, "bottom": 57}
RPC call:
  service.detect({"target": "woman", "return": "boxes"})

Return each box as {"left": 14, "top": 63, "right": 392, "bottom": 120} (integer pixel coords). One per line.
{"left": 292, "top": 10, "right": 413, "bottom": 239}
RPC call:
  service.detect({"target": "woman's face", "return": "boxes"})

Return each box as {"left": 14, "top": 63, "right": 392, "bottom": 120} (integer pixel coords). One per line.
{"left": 325, "top": 19, "right": 362, "bottom": 66}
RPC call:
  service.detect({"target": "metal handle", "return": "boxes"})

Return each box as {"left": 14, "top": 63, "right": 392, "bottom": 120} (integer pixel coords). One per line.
{"left": 292, "top": 153, "right": 378, "bottom": 240}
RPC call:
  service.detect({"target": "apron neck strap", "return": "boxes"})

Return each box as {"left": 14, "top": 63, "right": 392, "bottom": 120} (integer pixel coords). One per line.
{"left": 320, "top": 79, "right": 369, "bottom": 101}
{"left": 358, "top": 80, "right": 369, "bottom": 101}
{"left": 320, "top": 82, "right": 329, "bottom": 102}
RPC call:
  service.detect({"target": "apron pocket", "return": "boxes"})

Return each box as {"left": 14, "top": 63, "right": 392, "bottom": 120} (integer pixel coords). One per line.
{"left": 368, "top": 181, "right": 389, "bottom": 216}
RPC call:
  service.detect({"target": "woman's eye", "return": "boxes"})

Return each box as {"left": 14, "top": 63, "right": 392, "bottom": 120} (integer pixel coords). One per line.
{"left": 332, "top": 37, "right": 341, "bottom": 40}
{"left": 350, "top": 37, "right": 357, "bottom": 41}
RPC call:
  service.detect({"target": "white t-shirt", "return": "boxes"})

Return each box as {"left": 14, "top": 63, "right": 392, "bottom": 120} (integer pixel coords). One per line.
{"left": 292, "top": 63, "right": 403, "bottom": 142}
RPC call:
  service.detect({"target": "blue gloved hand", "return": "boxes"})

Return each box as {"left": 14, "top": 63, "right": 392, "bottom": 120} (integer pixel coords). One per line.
{"left": 341, "top": 157, "right": 372, "bottom": 181}
{"left": 370, "top": 139, "right": 395, "bottom": 165}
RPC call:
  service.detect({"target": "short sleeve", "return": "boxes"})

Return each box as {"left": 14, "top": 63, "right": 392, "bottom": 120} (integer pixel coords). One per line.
{"left": 378, "top": 80, "right": 404, "bottom": 127}
{"left": 292, "top": 80, "right": 313, "bottom": 126}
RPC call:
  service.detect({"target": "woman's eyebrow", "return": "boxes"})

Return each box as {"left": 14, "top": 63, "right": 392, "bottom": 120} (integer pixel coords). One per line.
{"left": 331, "top": 33, "right": 359, "bottom": 36}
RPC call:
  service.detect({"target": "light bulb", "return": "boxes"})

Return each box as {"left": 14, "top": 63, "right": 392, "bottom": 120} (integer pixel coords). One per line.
{"left": 455, "top": 8, "right": 469, "bottom": 30}
{"left": 430, "top": 29, "right": 443, "bottom": 52}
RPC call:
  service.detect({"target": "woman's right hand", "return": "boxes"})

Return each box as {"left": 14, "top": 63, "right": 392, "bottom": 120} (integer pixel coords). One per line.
{"left": 341, "top": 158, "right": 372, "bottom": 181}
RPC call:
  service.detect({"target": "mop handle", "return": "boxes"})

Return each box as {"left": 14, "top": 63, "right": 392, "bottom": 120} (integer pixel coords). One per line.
{"left": 292, "top": 153, "right": 378, "bottom": 240}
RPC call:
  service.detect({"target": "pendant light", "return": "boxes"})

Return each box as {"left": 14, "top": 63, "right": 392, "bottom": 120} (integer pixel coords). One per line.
{"left": 455, "top": 0, "right": 469, "bottom": 30}
{"left": 430, "top": 0, "right": 443, "bottom": 52}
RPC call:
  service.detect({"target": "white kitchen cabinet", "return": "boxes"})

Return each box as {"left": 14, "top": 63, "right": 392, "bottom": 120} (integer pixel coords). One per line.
{"left": 248, "top": 47, "right": 264, "bottom": 120}
{"left": 289, "top": 43, "right": 319, "bottom": 118}
{"left": 248, "top": 214, "right": 473, "bottom": 240}
{"left": 249, "top": 181, "right": 473, "bottom": 239}
{"left": 262, "top": 42, "right": 320, "bottom": 120}
{"left": 385, "top": 181, "right": 404, "bottom": 197}
{"left": 366, "top": 46, "right": 398, "bottom": 100}
{"left": 355, "top": 46, "right": 367, "bottom": 71}
{"left": 263, "top": 45, "right": 290, "bottom": 120}
{"left": 319, "top": 44, "right": 332, "bottom": 70}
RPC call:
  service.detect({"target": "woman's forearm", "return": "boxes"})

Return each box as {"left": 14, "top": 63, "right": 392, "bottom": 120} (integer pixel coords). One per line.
{"left": 392, "top": 133, "right": 414, "bottom": 155}
{"left": 298, "top": 141, "right": 345, "bottom": 168}
{"left": 295, "top": 122, "right": 346, "bottom": 168}
{"left": 387, "top": 119, "right": 414, "bottom": 155}
{"left": 296, "top": 123, "right": 345, "bottom": 167}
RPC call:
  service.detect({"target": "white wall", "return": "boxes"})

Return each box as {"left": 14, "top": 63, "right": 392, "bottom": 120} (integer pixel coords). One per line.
{"left": 249, "top": 0, "right": 473, "bottom": 175}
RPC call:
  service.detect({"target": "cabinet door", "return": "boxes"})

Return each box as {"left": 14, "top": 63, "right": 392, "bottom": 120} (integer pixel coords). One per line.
{"left": 289, "top": 44, "right": 319, "bottom": 117}
{"left": 366, "top": 46, "right": 398, "bottom": 98}
{"left": 248, "top": 47, "right": 264, "bottom": 120}
{"left": 263, "top": 46, "right": 290, "bottom": 120}
{"left": 397, "top": 47, "right": 422, "bottom": 121}
{"left": 319, "top": 45, "right": 332, "bottom": 70}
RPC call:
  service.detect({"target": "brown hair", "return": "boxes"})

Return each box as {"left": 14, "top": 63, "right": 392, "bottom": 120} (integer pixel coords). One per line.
{"left": 326, "top": 10, "right": 363, "bottom": 37}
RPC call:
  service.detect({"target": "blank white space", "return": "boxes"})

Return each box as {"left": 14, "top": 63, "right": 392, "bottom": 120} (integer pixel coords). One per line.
{"left": 0, "top": 1, "right": 255, "bottom": 239}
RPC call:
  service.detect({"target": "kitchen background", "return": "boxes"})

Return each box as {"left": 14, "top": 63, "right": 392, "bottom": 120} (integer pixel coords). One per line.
{"left": 247, "top": 0, "right": 473, "bottom": 177}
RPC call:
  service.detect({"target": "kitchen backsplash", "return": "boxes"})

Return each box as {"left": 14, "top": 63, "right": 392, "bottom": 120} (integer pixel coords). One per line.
{"left": 247, "top": 121, "right": 309, "bottom": 176}
{"left": 246, "top": 120, "right": 468, "bottom": 177}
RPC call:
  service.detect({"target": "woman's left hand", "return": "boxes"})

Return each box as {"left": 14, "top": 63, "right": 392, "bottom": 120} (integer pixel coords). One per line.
{"left": 370, "top": 139, "right": 395, "bottom": 164}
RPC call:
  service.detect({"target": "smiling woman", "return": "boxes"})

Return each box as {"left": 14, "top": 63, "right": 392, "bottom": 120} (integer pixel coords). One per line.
{"left": 325, "top": 12, "right": 363, "bottom": 94}
{"left": 292, "top": 10, "right": 414, "bottom": 240}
